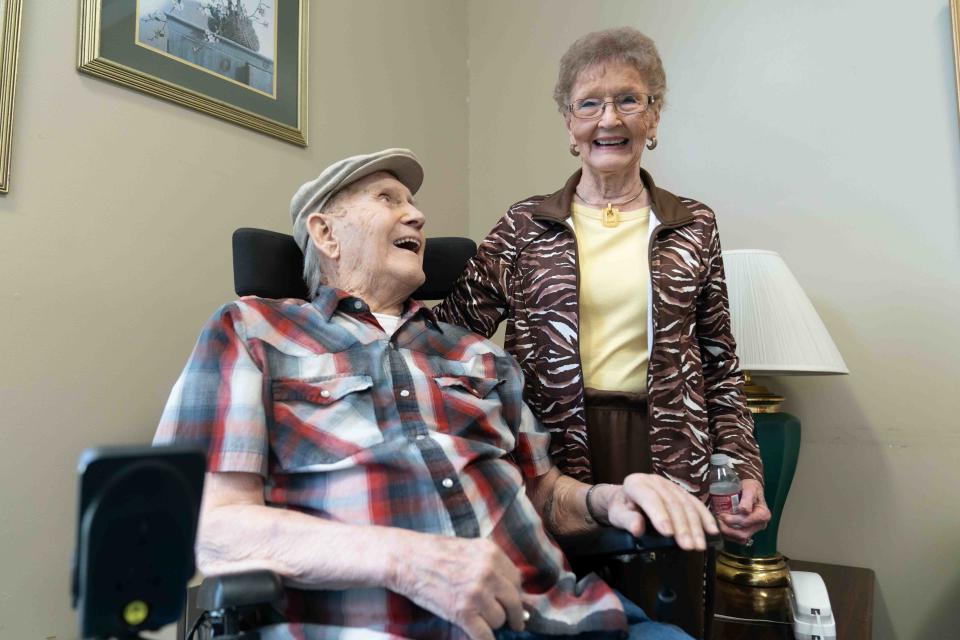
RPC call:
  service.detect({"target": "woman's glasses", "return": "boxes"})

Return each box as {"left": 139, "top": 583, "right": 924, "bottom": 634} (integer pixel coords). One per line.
{"left": 567, "top": 93, "right": 657, "bottom": 119}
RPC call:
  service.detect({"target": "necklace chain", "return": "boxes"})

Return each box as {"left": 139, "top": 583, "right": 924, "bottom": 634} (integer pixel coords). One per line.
{"left": 575, "top": 185, "right": 646, "bottom": 228}
{"left": 574, "top": 185, "right": 646, "bottom": 209}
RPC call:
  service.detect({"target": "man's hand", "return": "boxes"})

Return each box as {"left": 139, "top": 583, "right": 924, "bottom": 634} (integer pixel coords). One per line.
{"left": 716, "top": 478, "right": 770, "bottom": 545}
{"left": 389, "top": 535, "right": 526, "bottom": 640}
{"left": 603, "top": 473, "right": 719, "bottom": 551}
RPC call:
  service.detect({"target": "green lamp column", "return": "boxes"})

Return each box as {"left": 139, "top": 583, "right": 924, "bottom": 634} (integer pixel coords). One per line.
{"left": 716, "top": 375, "right": 801, "bottom": 588}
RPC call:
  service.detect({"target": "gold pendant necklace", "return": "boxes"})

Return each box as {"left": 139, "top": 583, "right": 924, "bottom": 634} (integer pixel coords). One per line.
{"left": 602, "top": 204, "right": 619, "bottom": 228}
{"left": 576, "top": 186, "right": 645, "bottom": 228}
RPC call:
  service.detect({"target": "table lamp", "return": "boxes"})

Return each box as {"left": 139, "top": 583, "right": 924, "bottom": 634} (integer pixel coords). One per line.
{"left": 717, "top": 250, "right": 848, "bottom": 587}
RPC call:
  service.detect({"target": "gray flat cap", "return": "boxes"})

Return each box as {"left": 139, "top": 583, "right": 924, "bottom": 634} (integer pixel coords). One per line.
{"left": 289, "top": 148, "right": 424, "bottom": 252}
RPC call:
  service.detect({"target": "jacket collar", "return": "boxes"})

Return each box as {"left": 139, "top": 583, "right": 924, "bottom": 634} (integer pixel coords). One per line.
{"left": 531, "top": 167, "right": 694, "bottom": 228}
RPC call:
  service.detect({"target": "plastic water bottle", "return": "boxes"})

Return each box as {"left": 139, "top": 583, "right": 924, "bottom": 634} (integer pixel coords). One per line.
{"left": 708, "top": 453, "right": 741, "bottom": 515}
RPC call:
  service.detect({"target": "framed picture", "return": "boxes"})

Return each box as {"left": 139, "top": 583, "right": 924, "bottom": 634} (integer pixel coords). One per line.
{"left": 78, "top": 0, "right": 308, "bottom": 146}
{"left": 953, "top": 0, "right": 960, "bottom": 128}
{"left": 0, "top": 0, "right": 23, "bottom": 193}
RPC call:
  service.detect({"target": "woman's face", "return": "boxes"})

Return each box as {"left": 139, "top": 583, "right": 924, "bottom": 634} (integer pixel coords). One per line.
{"left": 565, "top": 62, "right": 660, "bottom": 179}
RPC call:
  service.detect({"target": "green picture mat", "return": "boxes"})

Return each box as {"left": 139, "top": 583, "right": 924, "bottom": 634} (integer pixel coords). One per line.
{"left": 99, "top": 0, "right": 300, "bottom": 127}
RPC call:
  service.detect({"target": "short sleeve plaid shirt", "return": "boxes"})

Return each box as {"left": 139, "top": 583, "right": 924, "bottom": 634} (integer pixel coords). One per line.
{"left": 155, "top": 287, "right": 626, "bottom": 639}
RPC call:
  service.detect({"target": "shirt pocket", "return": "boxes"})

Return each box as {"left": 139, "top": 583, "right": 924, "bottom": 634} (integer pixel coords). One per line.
{"left": 270, "top": 375, "right": 381, "bottom": 470}
{"left": 434, "top": 375, "right": 502, "bottom": 399}
{"left": 432, "top": 374, "right": 508, "bottom": 447}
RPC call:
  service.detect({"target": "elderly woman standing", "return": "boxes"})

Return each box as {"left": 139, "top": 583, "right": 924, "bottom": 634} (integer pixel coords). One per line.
{"left": 435, "top": 28, "right": 770, "bottom": 637}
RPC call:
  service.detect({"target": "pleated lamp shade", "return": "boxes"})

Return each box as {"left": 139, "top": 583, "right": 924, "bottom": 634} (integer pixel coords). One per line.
{"left": 722, "top": 250, "right": 848, "bottom": 375}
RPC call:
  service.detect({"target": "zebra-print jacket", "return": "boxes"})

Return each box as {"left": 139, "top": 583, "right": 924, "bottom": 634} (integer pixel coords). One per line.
{"left": 434, "top": 168, "right": 763, "bottom": 495}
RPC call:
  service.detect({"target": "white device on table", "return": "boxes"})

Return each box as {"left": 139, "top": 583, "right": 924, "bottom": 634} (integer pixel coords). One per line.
{"left": 789, "top": 571, "right": 836, "bottom": 639}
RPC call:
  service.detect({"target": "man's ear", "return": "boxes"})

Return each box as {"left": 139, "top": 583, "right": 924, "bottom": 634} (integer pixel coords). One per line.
{"left": 306, "top": 212, "right": 339, "bottom": 260}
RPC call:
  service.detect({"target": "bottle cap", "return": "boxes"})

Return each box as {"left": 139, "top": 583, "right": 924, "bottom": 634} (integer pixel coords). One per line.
{"left": 710, "top": 453, "right": 731, "bottom": 466}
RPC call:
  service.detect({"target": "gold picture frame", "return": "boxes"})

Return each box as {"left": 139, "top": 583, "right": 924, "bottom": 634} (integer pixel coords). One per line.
{"left": 953, "top": 0, "right": 960, "bottom": 127}
{"left": 0, "top": 0, "right": 23, "bottom": 193}
{"left": 78, "top": 0, "right": 308, "bottom": 146}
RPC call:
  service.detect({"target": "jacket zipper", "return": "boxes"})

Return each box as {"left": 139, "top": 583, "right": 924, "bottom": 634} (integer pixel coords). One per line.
{"left": 646, "top": 221, "right": 663, "bottom": 421}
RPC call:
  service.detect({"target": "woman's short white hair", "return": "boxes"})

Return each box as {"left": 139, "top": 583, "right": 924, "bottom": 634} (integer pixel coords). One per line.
{"left": 553, "top": 27, "right": 667, "bottom": 112}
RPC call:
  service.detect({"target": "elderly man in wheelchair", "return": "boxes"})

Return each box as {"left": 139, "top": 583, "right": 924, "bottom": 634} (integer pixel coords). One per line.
{"left": 153, "top": 149, "right": 719, "bottom": 640}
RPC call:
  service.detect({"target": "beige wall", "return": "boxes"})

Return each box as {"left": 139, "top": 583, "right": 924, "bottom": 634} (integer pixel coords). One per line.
{"left": 0, "top": 1, "right": 467, "bottom": 638}
{"left": 468, "top": 1, "right": 960, "bottom": 639}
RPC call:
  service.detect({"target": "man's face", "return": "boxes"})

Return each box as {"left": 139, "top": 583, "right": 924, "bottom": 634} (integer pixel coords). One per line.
{"left": 308, "top": 171, "right": 427, "bottom": 306}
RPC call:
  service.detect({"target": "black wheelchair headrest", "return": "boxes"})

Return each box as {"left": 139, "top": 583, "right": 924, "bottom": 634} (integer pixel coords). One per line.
{"left": 232, "top": 228, "right": 477, "bottom": 301}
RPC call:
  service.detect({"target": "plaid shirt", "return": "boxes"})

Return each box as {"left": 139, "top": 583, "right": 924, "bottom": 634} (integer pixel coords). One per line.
{"left": 155, "top": 287, "right": 626, "bottom": 639}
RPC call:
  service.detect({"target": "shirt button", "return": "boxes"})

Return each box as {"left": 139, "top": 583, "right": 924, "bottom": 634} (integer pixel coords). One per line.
{"left": 320, "top": 390, "right": 331, "bottom": 398}
{"left": 354, "top": 300, "right": 363, "bottom": 310}
{"left": 399, "top": 389, "right": 410, "bottom": 398}
{"left": 441, "top": 478, "right": 454, "bottom": 489}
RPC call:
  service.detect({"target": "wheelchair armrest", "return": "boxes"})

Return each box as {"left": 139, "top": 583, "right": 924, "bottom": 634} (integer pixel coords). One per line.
{"left": 564, "top": 527, "right": 723, "bottom": 558}
{"left": 196, "top": 570, "right": 283, "bottom": 610}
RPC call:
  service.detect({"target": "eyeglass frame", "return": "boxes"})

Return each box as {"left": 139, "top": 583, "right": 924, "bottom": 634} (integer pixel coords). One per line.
{"left": 565, "top": 93, "right": 659, "bottom": 120}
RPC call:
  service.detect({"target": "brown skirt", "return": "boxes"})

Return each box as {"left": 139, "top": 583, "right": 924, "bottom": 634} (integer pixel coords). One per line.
{"left": 584, "top": 388, "right": 708, "bottom": 639}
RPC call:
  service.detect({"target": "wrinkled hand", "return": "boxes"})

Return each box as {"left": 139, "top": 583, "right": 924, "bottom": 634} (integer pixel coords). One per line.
{"left": 390, "top": 534, "right": 526, "bottom": 640}
{"left": 716, "top": 479, "right": 771, "bottom": 545}
{"left": 605, "top": 473, "right": 719, "bottom": 551}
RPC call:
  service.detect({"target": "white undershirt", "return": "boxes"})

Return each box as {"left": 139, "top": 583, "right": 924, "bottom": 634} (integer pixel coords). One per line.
{"left": 372, "top": 312, "right": 400, "bottom": 336}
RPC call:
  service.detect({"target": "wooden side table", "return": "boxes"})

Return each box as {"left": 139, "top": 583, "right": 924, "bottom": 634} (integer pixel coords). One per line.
{"left": 712, "top": 559, "right": 875, "bottom": 639}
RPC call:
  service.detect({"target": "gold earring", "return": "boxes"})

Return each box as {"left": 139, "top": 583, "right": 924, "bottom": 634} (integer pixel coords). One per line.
{"left": 569, "top": 143, "right": 580, "bottom": 157}
{"left": 646, "top": 137, "right": 658, "bottom": 151}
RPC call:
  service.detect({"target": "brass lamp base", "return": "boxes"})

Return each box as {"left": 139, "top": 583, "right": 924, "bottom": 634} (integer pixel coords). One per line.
{"left": 743, "top": 372, "right": 784, "bottom": 414}
{"left": 716, "top": 550, "right": 791, "bottom": 588}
